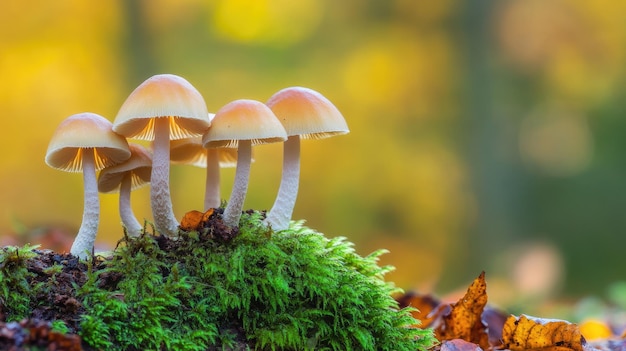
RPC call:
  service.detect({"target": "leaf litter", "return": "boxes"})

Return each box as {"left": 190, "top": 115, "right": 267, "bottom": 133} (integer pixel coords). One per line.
{"left": 396, "top": 271, "right": 626, "bottom": 351}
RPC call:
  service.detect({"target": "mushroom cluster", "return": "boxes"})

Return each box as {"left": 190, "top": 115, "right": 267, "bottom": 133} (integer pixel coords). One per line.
{"left": 45, "top": 74, "right": 348, "bottom": 259}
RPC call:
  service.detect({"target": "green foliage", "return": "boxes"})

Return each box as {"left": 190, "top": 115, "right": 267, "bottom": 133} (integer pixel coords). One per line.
{"left": 0, "top": 244, "right": 41, "bottom": 320}
{"left": 50, "top": 320, "right": 70, "bottom": 334}
{"left": 42, "top": 262, "right": 63, "bottom": 276}
{"left": 78, "top": 243, "right": 218, "bottom": 350}
{"left": 76, "top": 211, "right": 434, "bottom": 350}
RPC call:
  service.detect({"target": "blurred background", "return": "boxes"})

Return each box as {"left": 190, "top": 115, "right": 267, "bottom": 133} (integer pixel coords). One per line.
{"left": 2, "top": 0, "right": 626, "bottom": 307}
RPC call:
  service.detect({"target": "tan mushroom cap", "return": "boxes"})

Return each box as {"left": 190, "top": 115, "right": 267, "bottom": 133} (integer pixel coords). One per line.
{"left": 266, "top": 86, "right": 349, "bottom": 139}
{"left": 113, "top": 74, "right": 211, "bottom": 140}
{"left": 202, "top": 99, "right": 287, "bottom": 148}
{"left": 98, "top": 143, "right": 153, "bottom": 193}
{"left": 170, "top": 137, "right": 238, "bottom": 168}
{"left": 45, "top": 112, "right": 130, "bottom": 172}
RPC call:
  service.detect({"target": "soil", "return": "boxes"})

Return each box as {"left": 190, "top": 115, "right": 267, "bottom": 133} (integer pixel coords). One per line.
{"left": 0, "top": 207, "right": 249, "bottom": 351}
{"left": 0, "top": 319, "right": 82, "bottom": 351}
{"left": 0, "top": 248, "right": 88, "bottom": 350}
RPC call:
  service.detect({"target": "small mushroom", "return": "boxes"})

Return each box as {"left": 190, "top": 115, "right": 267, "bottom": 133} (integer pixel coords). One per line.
{"left": 170, "top": 136, "right": 238, "bottom": 211}
{"left": 45, "top": 112, "right": 130, "bottom": 258}
{"left": 202, "top": 99, "right": 287, "bottom": 227}
{"left": 113, "top": 74, "right": 211, "bottom": 236}
{"left": 264, "top": 87, "right": 349, "bottom": 231}
{"left": 98, "top": 143, "right": 152, "bottom": 237}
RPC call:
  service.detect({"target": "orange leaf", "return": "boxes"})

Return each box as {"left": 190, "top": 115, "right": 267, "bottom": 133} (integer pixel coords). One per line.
{"left": 501, "top": 314, "right": 586, "bottom": 351}
{"left": 201, "top": 208, "right": 215, "bottom": 226}
{"left": 396, "top": 292, "right": 441, "bottom": 328}
{"left": 435, "top": 271, "right": 490, "bottom": 350}
{"left": 180, "top": 210, "right": 204, "bottom": 231}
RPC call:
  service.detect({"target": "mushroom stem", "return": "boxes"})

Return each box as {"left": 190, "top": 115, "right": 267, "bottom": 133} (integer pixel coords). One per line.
{"left": 119, "top": 173, "right": 143, "bottom": 236}
{"left": 265, "top": 136, "right": 300, "bottom": 230}
{"left": 204, "top": 149, "right": 221, "bottom": 210}
{"left": 151, "top": 117, "right": 179, "bottom": 236}
{"left": 222, "top": 140, "right": 252, "bottom": 227}
{"left": 70, "top": 148, "right": 100, "bottom": 259}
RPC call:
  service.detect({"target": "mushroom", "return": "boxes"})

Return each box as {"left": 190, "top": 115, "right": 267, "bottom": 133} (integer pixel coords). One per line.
{"left": 263, "top": 87, "right": 349, "bottom": 231}
{"left": 45, "top": 112, "right": 130, "bottom": 258}
{"left": 98, "top": 143, "right": 152, "bottom": 237}
{"left": 113, "top": 74, "right": 210, "bottom": 236}
{"left": 202, "top": 99, "right": 287, "bottom": 227}
{"left": 170, "top": 136, "right": 239, "bottom": 211}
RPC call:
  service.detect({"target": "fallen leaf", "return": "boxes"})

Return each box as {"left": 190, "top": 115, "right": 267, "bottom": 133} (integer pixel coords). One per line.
{"left": 435, "top": 271, "right": 490, "bottom": 350}
{"left": 579, "top": 319, "right": 611, "bottom": 341}
{"left": 396, "top": 291, "right": 441, "bottom": 328}
{"left": 441, "top": 339, "right": 484, "bottom": 351}
{"left": 180, "top": 210, "right": 204, "bottom": 231}
{"left": 606, "top": 340, "right": 626, "bottom": 351}
{"left": 482, "top": 306, "right": 509, "bottom": 347}
{"left": 501, "top": 314, "right": 586, "bottom": 351}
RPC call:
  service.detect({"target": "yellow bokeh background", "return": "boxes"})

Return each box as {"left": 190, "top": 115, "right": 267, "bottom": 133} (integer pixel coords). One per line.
{"left": 2, "top": 0, "right": 626, "bottom": 301}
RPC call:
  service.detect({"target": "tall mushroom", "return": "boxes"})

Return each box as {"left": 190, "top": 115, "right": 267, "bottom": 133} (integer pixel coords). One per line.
{"left": 170, "top": 136, "right": 238, "bottom": 211}
{"left": 113, "top": 74, "right": 210, "bottom": 236}
{"left": 98, "top": 143, "right": 152, "bottom": 237}
{"left": 45, "top": 112, "right": 130, "bottom": 258}
{"left": 264, "top": 87, "right": 349, "bottom": 231}
{"left": 202, "top": 99, "right": 287, "bottom": 227}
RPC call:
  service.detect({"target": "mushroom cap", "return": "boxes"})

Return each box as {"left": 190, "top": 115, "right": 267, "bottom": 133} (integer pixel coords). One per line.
{"left": 98, "top": 143, "right": 153, "bottom": 193}
{"left": 266, "top": 86, "right": 349, "bottom": 139}
{"left": 170, "top": 137, "right": 239, "bottom": 168}
{"left": 113, "top": 74, "right": 211, "bottom": 140}
{"left": 45, "top": 112, "right": 131, "bottom": 173}
{"left": 202, "top": 99, "right": 287, "bottom": 148}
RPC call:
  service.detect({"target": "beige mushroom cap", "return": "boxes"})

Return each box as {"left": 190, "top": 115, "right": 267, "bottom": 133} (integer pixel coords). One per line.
{"left": 98, "top": 143, "right": 153, "bottom": 193}
{"left": 170, "top": 137, "right": 238, "bottom": 168}
{"left": 266, "top": 86, "right": 349, "bottom": 139}
{"left": 113, "top": 74, "right": 210, "bottom": 140}
{"left": 202, "top": 99, "right": 287, "bottom": 148}
{"left": 45, "top": 112, "right": 130, "bottom": 172}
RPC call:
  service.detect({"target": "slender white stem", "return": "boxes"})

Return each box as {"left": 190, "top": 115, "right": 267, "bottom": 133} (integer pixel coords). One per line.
{"left": 265, "top": 136, "right": 300, "bottom": 231}
{"left": 204, "top": 149, "right": 221, "bottom": 210}
{"left": 151, "top": 117, "right": 179, "bottom": 236}
{"left": 119, "top": 173, "right": 142, "bottom": 236}
{"left": 70, "top": 149, "right": 100, "bottom": 259}
{"left": 222, "top": 140, "right": 251, "bottom": 227}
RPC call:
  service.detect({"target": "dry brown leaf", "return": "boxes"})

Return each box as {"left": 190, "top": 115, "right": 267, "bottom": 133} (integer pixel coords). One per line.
{"left": 482, "top": 306, "right": 509, "bottom": 347}
{"left": 180, "top": 208, "right": 216, "bottom": 232}
{"left": 435, "top": 271, "right": 490, "bottom": 350}
{"left": 396, "top": 292, "right": 441, "bottom": 328}
{"left": 180, "top": 210, "right": 204, "bottom": 231}
{"left": 501, "top": 314, "right": 586, "bottom": 351}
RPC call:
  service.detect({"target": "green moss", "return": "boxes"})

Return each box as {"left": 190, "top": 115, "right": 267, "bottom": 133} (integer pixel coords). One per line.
{"left": 0, "top": 244, "right": 41, "bottom": 320}
{"left": 51, "top": 319, "right": 70, "bottom": 334}
{"left": 1, "top": 211, "right": 436, "bottom": 350}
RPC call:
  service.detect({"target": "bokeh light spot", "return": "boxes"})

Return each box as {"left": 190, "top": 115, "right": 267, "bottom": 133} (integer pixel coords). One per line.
{"left": 519, "top": 105, "right": 593, "bottom": 177}
{"left": 212, "top": 0, "right": 323, "bottom": 46}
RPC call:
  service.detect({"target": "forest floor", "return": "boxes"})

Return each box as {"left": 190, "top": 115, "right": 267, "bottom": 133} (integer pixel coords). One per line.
{"left": 0, "top": 210, "right": 624, "bottom": 351}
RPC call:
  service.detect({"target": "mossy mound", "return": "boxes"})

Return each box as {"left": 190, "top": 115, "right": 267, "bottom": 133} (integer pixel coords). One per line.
{"left": 0, "top": 209, "right": 435, "bottom": 350}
